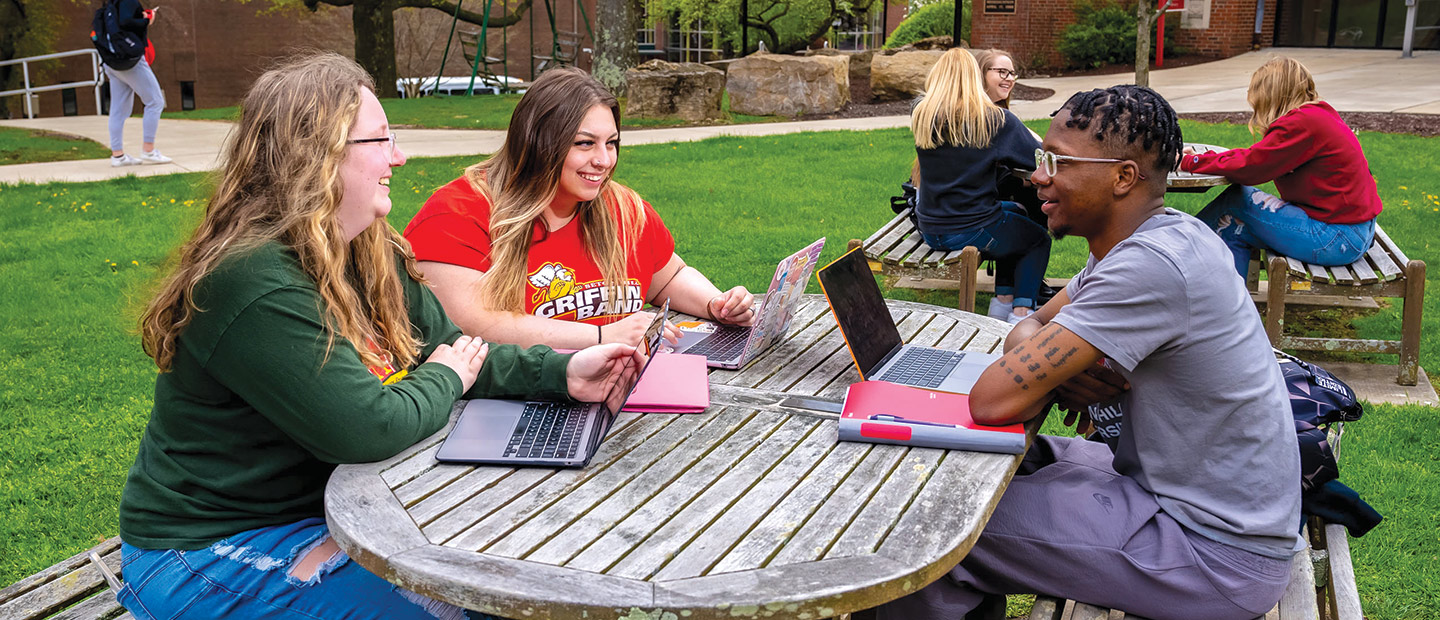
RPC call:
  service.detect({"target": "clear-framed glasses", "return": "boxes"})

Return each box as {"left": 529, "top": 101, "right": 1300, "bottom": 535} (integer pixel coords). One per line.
{"left": 348, "top": 132, "right": 398, "bottom": 162}
{"left": 989, "top": 68, "right": 1020, "bottom": 80}
{"left": 1034, "top": 148, "right": 1131, "bottom": 178}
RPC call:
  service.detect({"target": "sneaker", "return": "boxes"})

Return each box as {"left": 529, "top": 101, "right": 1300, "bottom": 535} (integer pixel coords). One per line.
{"left": 987, "top": 297, "right": 1013, "bottom": 320}
{"left": 110, "top": 153, "right": 142, "bottom": 167}
{"left": 1007, "top": 309, "right": 1035, "bottom": 325}
{"left": 138, "top": 149, "right": 173, "bottom": 165}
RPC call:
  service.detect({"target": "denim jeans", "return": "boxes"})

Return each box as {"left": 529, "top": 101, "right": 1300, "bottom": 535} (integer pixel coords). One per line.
{"left": 922, "top": 201, "right": 1052, "bottom": 309}
{"left": 117, "top": 518, "right": 495, "bottom": 620}
{"left": 1196, "top": 184, "right": 1376, "bottom": 277}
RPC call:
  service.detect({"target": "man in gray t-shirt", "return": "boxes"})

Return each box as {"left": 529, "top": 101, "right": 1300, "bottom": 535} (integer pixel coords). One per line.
{"left": 869, "top": 87, "right": 1302, "bottom": 620}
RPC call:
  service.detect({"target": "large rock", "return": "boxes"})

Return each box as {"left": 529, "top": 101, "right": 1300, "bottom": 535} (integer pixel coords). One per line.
{"left": 624, "top": 60, "right": 725, "bottom": 122}
{"left": 870, "top": 49, "right": 944, "bottom": 101}
{"left": 809, "top": 48, "right": 878, "bottom": 87}
{"left": 726, "top": 53, "right": 850, "bottom": 116}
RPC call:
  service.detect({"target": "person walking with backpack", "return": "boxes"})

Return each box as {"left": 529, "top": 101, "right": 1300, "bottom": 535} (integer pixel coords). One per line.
{"left": 96, "top": 0, "right": 171, "bottom": 167}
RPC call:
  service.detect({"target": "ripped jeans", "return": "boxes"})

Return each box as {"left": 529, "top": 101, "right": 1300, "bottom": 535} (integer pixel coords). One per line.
{"left": 118, "top": 518, "right": 489, "bottom": 619}
{"left": 1196, "top": 184, "right": 1376, "bottom": 278}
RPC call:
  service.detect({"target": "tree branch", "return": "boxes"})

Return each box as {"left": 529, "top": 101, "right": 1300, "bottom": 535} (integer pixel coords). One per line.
{"left": 396, "top": 0, "right": 535, "bottom": 28}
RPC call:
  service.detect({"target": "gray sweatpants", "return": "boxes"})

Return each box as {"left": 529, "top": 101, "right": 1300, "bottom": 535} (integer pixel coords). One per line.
{"left": 873, "top": 436, "right": 1293, "bottom": 620}
{"left": 104, "top": 58, "right": 165, "bottom": 151}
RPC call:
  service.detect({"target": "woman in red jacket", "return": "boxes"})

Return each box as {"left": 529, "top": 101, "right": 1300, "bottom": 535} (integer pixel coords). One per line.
{"left": 1179, "top": 56, "right": 1381, "bottom": 277}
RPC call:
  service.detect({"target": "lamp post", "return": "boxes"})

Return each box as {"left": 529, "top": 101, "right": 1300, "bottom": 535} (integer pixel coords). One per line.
{"left": 1402, "top": 0, "right": 1418, "bottom": 58}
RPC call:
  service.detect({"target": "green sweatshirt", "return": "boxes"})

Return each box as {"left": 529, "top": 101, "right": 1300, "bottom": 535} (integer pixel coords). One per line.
{"left": 119, "top": 242, "right": 572, "bottom": 549}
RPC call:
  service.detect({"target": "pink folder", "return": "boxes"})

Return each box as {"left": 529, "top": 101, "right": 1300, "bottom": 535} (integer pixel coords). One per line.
{"left": 624, "top": 353, "right": 710, "bottom": 413}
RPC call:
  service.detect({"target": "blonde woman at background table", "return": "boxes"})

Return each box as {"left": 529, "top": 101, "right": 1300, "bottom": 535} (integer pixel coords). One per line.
{"left": 1179, "top": 56, "right": 1382, "bottom": 277}
{"left": 404, "top": 68, "right": 753, "bottom": 350}
{"left": 116, "top": 52, "right": 638, "bottom": 620}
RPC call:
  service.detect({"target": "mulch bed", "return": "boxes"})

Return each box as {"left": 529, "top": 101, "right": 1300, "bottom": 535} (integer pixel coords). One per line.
{"left": 1181, "top": 111, "right": 1440, "bottom": 137}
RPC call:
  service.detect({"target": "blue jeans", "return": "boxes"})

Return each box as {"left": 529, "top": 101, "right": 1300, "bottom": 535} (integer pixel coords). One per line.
{"left": 1196, "top": 185, "right": 1376, "bottom": 277}
{"left": 922, "top": 201, "right": 1052, "bottom": 309}
{"left": 118, "top": 518, "right": 492, "bottom": 619}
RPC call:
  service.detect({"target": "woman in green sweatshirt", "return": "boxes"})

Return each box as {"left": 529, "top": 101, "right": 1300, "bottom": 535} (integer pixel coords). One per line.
{"left": 114, "top": 52, "right": 637, "bottom": 620}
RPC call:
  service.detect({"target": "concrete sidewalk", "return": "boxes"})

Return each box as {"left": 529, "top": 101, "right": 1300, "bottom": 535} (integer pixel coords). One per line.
{"left": 2, "top": 47, "right": 1436, "bottom": 186}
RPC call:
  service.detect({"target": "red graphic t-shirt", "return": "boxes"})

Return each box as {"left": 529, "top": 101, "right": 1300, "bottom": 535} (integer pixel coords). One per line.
{"left": 403, "top": 177, "right": 676, "bottom": 325}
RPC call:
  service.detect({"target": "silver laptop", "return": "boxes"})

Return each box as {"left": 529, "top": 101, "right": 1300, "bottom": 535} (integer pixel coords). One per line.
{"left": 435, "top": 302, "right": 667, "bottom": 468}
{"left": 670, "top": 238, "right": 826, "bottom": 369}
{"left": 818, "top": 248, "right": 999, "bottom": 394}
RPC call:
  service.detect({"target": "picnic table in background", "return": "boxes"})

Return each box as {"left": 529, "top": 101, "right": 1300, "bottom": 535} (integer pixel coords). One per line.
{"left": 325, "top": 295, "right": 1039, "bottom": 620}
{"left": 1167, "top": 142, "right": 1230, "bottom": 192}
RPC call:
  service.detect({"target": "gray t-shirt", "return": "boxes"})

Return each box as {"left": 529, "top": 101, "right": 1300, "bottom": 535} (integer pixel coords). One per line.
{"left": 1052, "top": 209, "right": 1303, "bottom": 559}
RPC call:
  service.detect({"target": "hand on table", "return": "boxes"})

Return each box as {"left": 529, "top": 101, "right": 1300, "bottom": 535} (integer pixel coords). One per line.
{"left": 1053, "top": 361, "right": 1128, "bottom": 436}
{"left": 566, "top": 343, "right": 647, "bottom": 404}
{"left": 601, "top": 311, "right": 680, "bottom": 347}
{"left": 709, "top": 286, "right": 755, "bottom": 326}
{"left": 427, "top": 335, "right": 488, "bottom": 393}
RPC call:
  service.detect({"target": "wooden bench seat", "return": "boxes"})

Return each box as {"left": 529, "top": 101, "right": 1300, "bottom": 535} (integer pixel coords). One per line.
{"left": 0, "top": 537, "right": 129, "bottom": 620}
{"left": 1030, "top": 518, "right": 1362, "bottom": 620}
{"left": 1255, "top": 224, "right": 1425, "bottom": 385}
{"left": 850, "top": 207, "right": 985, "bottom": 312}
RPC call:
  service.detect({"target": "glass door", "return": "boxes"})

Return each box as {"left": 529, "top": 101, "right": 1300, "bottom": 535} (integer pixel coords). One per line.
{"left": 1276, "top": 0, "right": 1334, "bottom": 46}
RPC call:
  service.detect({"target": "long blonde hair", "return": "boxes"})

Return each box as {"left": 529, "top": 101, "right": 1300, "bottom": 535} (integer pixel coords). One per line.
{"left": 140, "top": 52, "right": 424, "bottom": 372}
{"left": 912, "top": 48, "right": 1006, "bottom": 150}
{"left": 469, "top": 67, "right": 646, "bottom": 315}
{"left": 1247, "top": 56, "right": 1319, "bottom": 134}
{"left": 971, "top": 48, "right": 1016, "bottom": 109}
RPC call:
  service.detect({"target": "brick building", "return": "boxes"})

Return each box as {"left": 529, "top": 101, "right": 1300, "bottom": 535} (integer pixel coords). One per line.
{"left": 971, "top": 0, "right": 1440, "bottom": 70}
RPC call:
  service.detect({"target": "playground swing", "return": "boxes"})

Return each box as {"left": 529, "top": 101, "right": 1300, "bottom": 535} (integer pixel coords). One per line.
{"left": 430, "top": 0, "right": 594, "bottom": 97}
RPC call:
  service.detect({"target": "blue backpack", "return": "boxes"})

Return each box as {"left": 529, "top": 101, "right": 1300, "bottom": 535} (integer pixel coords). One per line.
{"left": 1276, "top": 350, "right": 1364, "bottom": 492}
{"left": 91, "top": 1, "right": 145, "bottom": 70}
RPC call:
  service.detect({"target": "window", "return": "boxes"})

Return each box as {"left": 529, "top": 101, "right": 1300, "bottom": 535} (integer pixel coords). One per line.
{"left": 62, "top": 88, "right": 78, "bottom": 116}
{"left": 180, "top": 81, "right": 195, "bottom": 111}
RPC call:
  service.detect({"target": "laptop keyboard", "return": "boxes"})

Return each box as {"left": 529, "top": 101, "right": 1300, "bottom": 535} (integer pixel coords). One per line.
{"left": 877, "top": 348, "right": 967, "bottom": 389}
{"left": 685, "top": 325, "right": 753, "bottom": 360}
{"left": 504, "top": 401, "right": 590, "bottom": 459}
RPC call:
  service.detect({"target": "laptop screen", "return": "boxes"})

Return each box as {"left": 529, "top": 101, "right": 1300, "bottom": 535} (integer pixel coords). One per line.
{"left": 602, "top": 302, "right": 668, "bottom": 415}
{"left": 817, "top": 248, "right": 903, "bottom": 377}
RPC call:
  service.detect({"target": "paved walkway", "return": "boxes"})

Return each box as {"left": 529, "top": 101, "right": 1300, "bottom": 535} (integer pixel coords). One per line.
{"left": 2, "top": 47, "right": 1436, "bottom": 187}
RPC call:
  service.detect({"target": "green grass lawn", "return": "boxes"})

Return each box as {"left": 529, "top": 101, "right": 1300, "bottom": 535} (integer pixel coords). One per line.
{"left": 164, "top": 91, "right": 781, "bottom": 129}
{"left": 0, "top": 126, "right": 110, "bottom": 165}
{"left": 1, "top": 121, "right": 1437, "bottom": 618}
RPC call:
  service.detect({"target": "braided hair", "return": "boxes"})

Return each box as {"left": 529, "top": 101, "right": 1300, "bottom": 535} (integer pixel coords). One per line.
{"left": 1054, "top": 85, "right": 1183, "bottom": 181}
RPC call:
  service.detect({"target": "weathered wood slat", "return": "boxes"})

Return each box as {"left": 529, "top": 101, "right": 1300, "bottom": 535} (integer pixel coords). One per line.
{"left": 1323, "top": 523, "right": 1363, "bottom": 620}
{"left": 1365, "top": 240, "right": 1402, "bottom": 280}
{"left": 826, "top": 449, "right": 947, "bottom": 559}
{"left": 46, "top": 591, "right": 124, "bottom": 620}
{"left": 1284, "top": 256, "right": 1308, "bottom": 278}
{"left": 440, "top": 410, "right": 721, "bottom": 551}
{"left": 1348, "top": 256, "right": 1379, "bottom": 284}
{"left": 1328, "top": 263, "right": 1355, "bottom": 285}
{"left": 595, "top": 416, "right": 832, "bottom": 579}
{"left": 652, "top": 555, "right": 909, "bottom": 620}
{"left": 876, "top": 450, "right": 1016, "bottom": 570}
{"left": 1029, "top": 596, "right": 1064, "bottom": 620}
{"left": 1068, "top": 601, "right": 1114, "bottom": 620}
{"left": 524, "top": 410, "right": 792, "bottom": 566}
{"left": 861, "top": 210, "right": 912, "bottom": 250}
{"left": 0, "top": 538, "right": 120, "bottom": 607}
{"left": 1307, "top": 261, "right": 1329, "bottom": 282}
{"left": 1276, "top": 544, "right": 1318, "bottom": 620}
{"left": 763, "top": 446, "right": 914, "bottom": 567}
{"left": 0, "top": 541, "right": 121, "bottom": 620}
{"left": 884, "top": 231, "right": 929, "bottom": 265}
{"left": 867, "top": 215, "right": 918, "bottom": 260}
{"left": 1374, "top": 225, "right": 1410, "bottom": 266}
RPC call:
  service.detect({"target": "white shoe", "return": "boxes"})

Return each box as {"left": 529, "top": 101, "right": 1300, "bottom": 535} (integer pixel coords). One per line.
{"left": 987, "top": 297, "right": 1013, "bottom": 320}
{"left": 110, "top": 153, "right": 142, "bottom": 167}
{"left": 1007, "top": 310, "right": 1033, "bottom": 325}
{"left": 139, "top": 149, "right": 173, "bottom": 165}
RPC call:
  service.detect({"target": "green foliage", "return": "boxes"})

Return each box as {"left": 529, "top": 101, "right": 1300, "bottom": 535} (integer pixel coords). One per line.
{"left": 1, "top": 0, "right": 85, "bottom": 118}
{"left": 883, "top": 1, "right": 969, "bottom": 49}
{"left": 4, "top": 123, "right": 1440, "bottom": 620}
{"left": 0, "top": 127, "right": 109, "bottom": 165}
{"left": 1056, "top": 0, "right": 1176, "bottom": 69}
{"left": 647, "top": 0, "right": 884, "bottom": 55}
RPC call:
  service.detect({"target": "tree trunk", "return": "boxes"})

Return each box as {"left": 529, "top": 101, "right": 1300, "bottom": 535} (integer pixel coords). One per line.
{"left": 0, "top": 0, "right": 31, "bottom": 119}
{"left": 1135, "top": 2, "right": 1151, "bottom": 88}
{"left": 593, "top": 0, "right": 639, "bottom": 95}
{"left": 352, "top": 0, "right": 400, "bottom": 97}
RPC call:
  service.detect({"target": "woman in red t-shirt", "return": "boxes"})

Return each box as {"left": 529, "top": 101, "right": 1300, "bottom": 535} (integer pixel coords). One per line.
{"left": 404, "top": 68, "right": 753, "bottom": 349}
{"left": 1179, "top": 56, "right": 1381, "bottom": 277}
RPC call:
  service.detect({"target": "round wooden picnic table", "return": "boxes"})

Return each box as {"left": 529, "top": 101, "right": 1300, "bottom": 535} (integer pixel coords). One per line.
{"left": 325, "top": 295, "right": 1035, "bottom": 620}
{"left": 1167, "top": 143, "right": 1230, "bottom": 192}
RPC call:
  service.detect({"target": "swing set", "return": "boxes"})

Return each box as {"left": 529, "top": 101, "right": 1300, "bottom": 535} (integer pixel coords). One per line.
{"left": 430, "top": 0, "right": 594, "bottom": 96}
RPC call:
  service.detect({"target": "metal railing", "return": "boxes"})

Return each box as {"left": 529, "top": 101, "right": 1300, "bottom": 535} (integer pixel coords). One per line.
{"left": 0, "top": 49, "right": 106, "bottom": 119}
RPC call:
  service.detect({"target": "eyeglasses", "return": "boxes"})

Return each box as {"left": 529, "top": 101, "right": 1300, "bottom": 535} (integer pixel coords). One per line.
{"left": 348, "top": 132, "right": 398, "bottom": 162}
{"left": 989, "top": 68, "right": 1019, "bottom": 80}
{"left": 1034, "top": 148, "right": 1144, "bottom": 179}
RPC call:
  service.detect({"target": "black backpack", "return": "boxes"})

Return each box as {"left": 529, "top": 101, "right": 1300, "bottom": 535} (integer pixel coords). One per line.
{"left": 91, "top": 1, "right": 145, "bottom": 70}
{"left": 1276, "top": 350, "right": 1363, "bottom": 493}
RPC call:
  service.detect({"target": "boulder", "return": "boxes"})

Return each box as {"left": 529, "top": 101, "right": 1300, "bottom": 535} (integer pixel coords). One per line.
{"left": 809, "top": 48, "right": 878, "bottom": 86}
{"left": 870, "top": 49, "right": 944, "bottom": 101}
{"left": 726, "top": 52, "right": 850, "bottom": 116}
{"left": 624, "top": 60, "right": 725, "bottom": 122}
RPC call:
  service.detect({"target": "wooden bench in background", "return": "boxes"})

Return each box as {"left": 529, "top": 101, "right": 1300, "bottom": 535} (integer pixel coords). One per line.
{"left": 850, "top": 208, "right": 984, "bottom": 312}
{"left": 1255, "top": 224, "right": 1426, "bottom": 386}
{"left": 0, "top": 537, "right": 128, "bottom": 620}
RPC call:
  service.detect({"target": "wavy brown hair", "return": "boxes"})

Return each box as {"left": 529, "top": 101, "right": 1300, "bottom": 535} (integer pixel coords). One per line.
{"left": 1247, "top": 56, "right": 1320, "bottom": 134}
{"left": 468, "top": 67, "right": 646, "bottom": 315}
{"left": 912, "top": 48, "right": 1006, "bottom": 150}
{"left": 140, "top": 52, "right": 424, "bottom": 372}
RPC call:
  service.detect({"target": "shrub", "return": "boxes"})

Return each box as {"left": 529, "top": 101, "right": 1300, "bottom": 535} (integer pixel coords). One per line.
{"left": 884, "top": 1, "right": 971, "bottom": 49}
{"left": 1056, "top": 0, "right": 1177, "bottom": 68}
